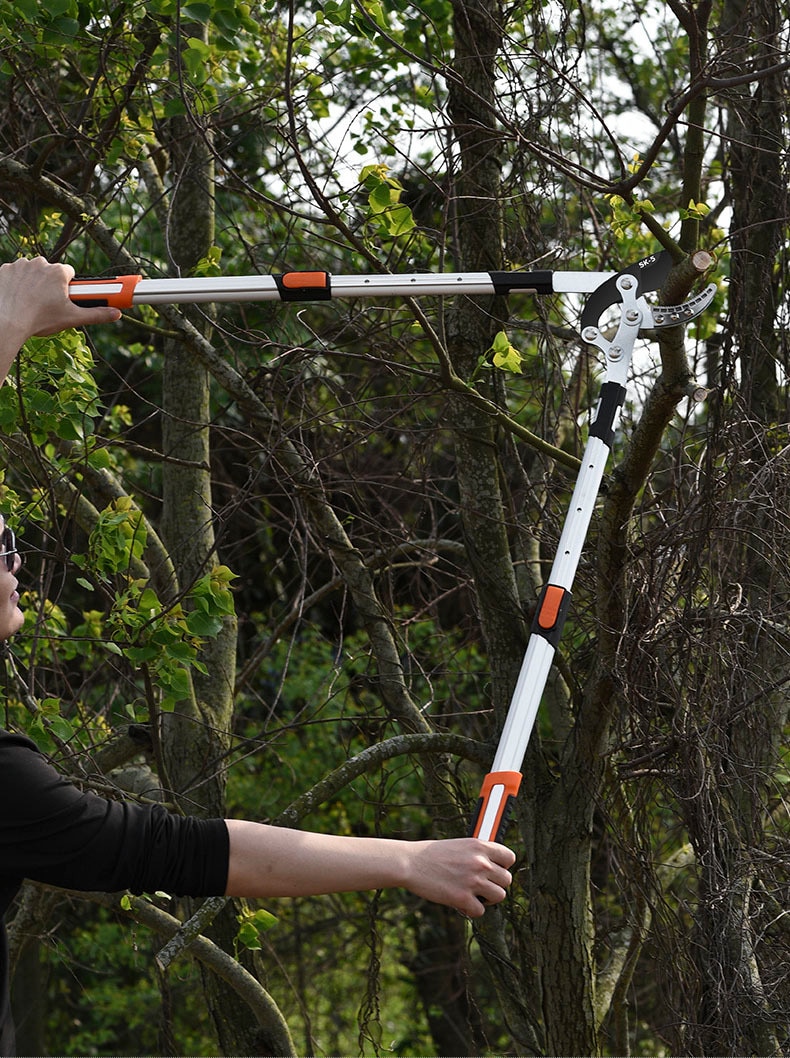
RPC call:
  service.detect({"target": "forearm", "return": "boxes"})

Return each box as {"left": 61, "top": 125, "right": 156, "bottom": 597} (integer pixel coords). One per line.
{"left": 225, "top": 820, "right": 410, "bottom": 898}
{"left": 224, "top": 819, "right": 515, "bottom": 917}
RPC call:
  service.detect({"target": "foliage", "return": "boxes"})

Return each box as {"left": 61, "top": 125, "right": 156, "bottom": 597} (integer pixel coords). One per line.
{"left": 37, "top": 903, "right": 217, "bottom": 1056}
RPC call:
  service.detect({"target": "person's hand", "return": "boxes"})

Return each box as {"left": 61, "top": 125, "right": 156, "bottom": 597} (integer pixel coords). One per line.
{"left": 224, "top": 821, "right": 515, "bottom": 915}
{"left": 402, "top": 837, "right": 516, "bottom": 918}
{"left": 0, "top": 257, "right": 121, "bottom": 384}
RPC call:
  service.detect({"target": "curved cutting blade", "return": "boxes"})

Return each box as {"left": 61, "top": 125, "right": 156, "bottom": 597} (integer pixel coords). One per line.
{"left": 580, "top": 250, "right": 673, "bottom": 331}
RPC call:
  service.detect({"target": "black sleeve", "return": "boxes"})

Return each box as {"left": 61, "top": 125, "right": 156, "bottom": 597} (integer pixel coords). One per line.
{"left": 0, "top": 729, "right": 229, "bottom": 898}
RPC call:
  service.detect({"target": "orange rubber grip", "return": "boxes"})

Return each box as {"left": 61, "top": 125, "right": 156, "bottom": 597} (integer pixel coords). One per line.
{"left": 280, "top": 271, "right": 330, "bottom": 290}
{"left": 537, "top": 584, "right": 567, "bottom": 630}
{"left": 470, "top": 770, "right": 522, "bottom": 841}
{"left": 69, "top": 275, "right": 142, "bottom": 309}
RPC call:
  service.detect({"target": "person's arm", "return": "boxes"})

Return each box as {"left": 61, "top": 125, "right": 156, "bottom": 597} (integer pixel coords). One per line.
{"left": 0, "top": 257, "right": 121, "bottom": 386}
{"left": 224, "top": 820, "right": 516, "bottom": 917}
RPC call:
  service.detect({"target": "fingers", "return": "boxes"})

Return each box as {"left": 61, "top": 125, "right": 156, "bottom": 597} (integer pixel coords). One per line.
{"left": 457, "top": 881, "right": 507, "bottom": 919}
{"left": 405, "top": 836, "right": 516, "bottom": 916}
{"left": 455, "top": 840, "right": 515, "bottom": 918}
{"left": 30, "top": 259, "right": 122, "bottom": 333}
{"left": 487, "top": 839, "right": 517, "bottom": 869}
{"left": 1, "top": 257, "right": 121, "bottom": 344}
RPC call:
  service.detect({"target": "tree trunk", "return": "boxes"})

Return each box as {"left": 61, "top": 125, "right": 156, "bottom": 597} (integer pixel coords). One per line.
{"left": 445, "top": 0, "right": 527, "bottom": 726}
{"left": 409, "top": 906, "right": 485, "bottom": 1056}
{"left": 9, "top": 942, "right": 48, "bottom": 1057}
{"left": 669, "top": 2, "right": 789, "bottom": 1051}
{"left": 156, "top": 23, "right": 289, "bottom": 1056}
{"left": 444, "top": 6, "right": 541, "bottom": 1049}
{"left": 720, "top": 0, "right": 786, "bottom": 425}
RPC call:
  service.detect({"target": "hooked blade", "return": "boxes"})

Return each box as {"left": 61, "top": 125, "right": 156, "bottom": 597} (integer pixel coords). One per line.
{"left": 580, "top": 250, "right": 673, "bottom": 332}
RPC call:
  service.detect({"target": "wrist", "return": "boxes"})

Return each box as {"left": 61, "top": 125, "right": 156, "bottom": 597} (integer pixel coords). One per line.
{"left": 0, "top": 333, "right": 28, "bottom": 387}
{"left": 389, "top": 838, "right": 424, "bottom": 895}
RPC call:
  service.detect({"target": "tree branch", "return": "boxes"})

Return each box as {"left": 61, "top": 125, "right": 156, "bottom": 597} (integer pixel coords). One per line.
{"left": 57, "top": 888, "right": 297, "bottom": 1057}
{"left": 275, "top": 731, "right": 491, "bottom": 828}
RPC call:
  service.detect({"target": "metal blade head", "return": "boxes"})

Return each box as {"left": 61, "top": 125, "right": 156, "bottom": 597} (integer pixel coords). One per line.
{"left": 580, "top": 250, "right": 673, "bottom": 331}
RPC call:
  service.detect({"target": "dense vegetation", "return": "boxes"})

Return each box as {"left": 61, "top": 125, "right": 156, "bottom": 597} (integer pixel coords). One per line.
{"left": 1, "top": 0, "right": 788, "bottom": 1053}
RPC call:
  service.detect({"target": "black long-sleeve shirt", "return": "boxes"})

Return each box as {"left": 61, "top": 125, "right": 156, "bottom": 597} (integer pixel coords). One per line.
{"left": 0, "top": 727, "right": 229, "bottom": 1056}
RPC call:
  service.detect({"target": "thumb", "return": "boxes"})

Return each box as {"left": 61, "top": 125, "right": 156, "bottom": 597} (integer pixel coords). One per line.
{"left": 35, "top": 305, "right": 122, "bottom": 336}
{"left": 87, "top": 307, "right": 123, "bottom": 325}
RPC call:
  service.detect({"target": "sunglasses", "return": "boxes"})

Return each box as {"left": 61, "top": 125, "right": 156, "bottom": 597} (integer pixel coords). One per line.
{"left": 0, "top": 525, "right": 20, "bottom": 571}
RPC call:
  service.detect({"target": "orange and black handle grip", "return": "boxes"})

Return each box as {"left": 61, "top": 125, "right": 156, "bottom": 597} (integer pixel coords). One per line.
{"left": 70, "top": 275, "right": 142, "bottom": 309}
{"left": 469, "top": 770, "right": 523, "bottom": 842}
{"left": 273, "top": 271, "right": 331, "bottom": 301}
{"left": 68, "top": 271, "right": 333, "bottom": 308}
{"left": 532, "top": 582, "right": 572, "bottom": 647}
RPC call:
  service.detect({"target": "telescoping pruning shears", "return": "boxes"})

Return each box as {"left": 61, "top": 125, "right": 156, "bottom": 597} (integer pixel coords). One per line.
{"left": 69, "top": 253, "right": 716, "bottom": 843}
{"left": 68, "top": 258, "right": 686, "bottom": 306}
{"left": 469, "top": 254, "right": 716, "bottom": 842}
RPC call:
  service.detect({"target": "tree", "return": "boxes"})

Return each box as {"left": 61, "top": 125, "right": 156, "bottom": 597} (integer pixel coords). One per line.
{"left": 1, "top": 0, "right": 789, "bottom": 1054}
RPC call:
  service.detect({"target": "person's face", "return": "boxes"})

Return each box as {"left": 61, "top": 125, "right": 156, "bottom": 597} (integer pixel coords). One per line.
{"left": 0, "top": 517, "right": 24, "bottom": 640}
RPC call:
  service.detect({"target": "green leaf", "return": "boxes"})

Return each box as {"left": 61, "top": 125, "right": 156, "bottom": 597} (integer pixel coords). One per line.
{"left": 186, "top": 609, "right": 223, "bottom": 636}
{"left": 321, "top": 0, "right": 353, "bottom": 26}
{"left": 43, "top": 16, "right": 80, "bottom": 41}
{"left": 87, "top": 446, "right": 112, "bottom": 470}
{"left": 181, "top": 3, "right": 212, "bottom": 21}
{"left": 159, "top": 666, "right": 192, "bottom": 700}
{"left": 194, "top": 246, "right": 223, "bottom": 276}
{"left": 490, "top": 330, "right": 523, "bottom": 374}
{"left": 369, "top": 182, "right": 395, "bottom": 212}
{"left": 124, "top": 645, "right": 160, "bottom": 665}
{"left": 11, "top": 0, "right": 38, "bottom": 19}
{"left": 138, "top": 588, "right": 161, "bottom": 612}
{"left": 163, "top": 97, "right": 188, "bottom": 118}
{"left": 236, "top": 907, "right": 277, "bottom": 951}
{"left": 49, "top": 716, "right": 75, "bottom": 741}
{"left": 379, "top": 203, "right": 414, "bottom": 236}
{"left": 163, "top": 640, "right": 199, "bottom": 662}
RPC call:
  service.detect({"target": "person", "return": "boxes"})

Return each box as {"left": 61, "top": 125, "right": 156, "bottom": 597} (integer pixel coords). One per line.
{"left": 0, "top": 257, "right": 515, "bottom": 1055}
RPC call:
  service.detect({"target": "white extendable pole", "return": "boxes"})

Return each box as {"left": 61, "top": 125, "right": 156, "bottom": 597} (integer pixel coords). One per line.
{"left": 470, "top": 275, "right": 646, "bottom": 842}
{"left": 69, "top": 267, "right": 617, "bottom": 308}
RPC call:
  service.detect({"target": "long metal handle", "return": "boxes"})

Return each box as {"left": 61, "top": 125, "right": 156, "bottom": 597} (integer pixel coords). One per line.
{"left": 469, "top": 433, "right": 618, "bottom": 841}
{"left": 68, "top": 268, "right": 618, "bottom": 308}
{"left": 470, "top": 277, "right": 645, "bottom": 842}
{"left": 469, "top": 274, "right": 721, "bottom": 842}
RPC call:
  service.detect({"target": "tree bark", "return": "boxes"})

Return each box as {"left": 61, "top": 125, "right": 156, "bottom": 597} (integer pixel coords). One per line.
{"left": 445, "top": 0, "right": 527, "bottom": 728}
{"left": 719, "top": 0, "right": 786, "bottom": 425}
{"left": 443, "top": 6, "right": 544, "bottom": 1050}
{"left": 672, "top": 2, "right": 790, "bottom": 1051}
{"left": 155, "top": 22, "right": 278, "bottom": 1056}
